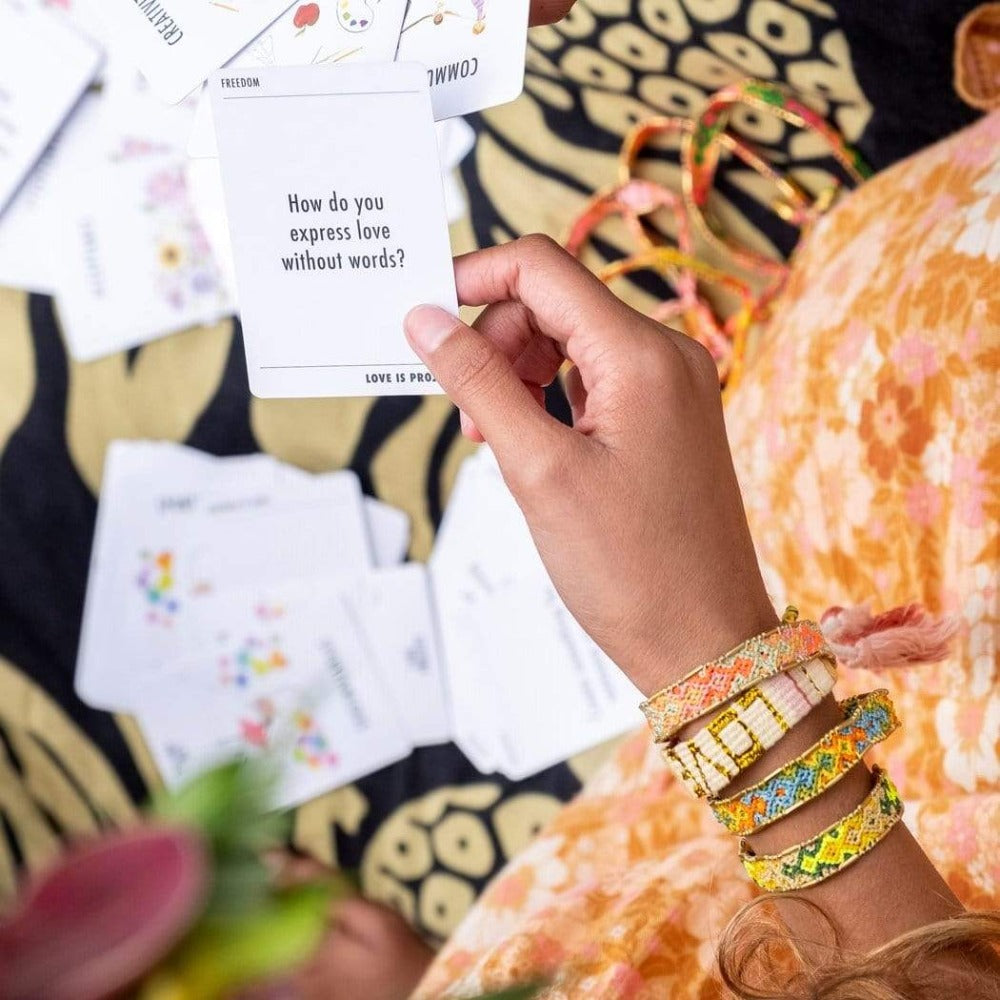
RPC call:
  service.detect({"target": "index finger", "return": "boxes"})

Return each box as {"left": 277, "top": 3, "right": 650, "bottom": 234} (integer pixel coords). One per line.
{"left": 454, "top": 235, "right": 636, "bottom": 355}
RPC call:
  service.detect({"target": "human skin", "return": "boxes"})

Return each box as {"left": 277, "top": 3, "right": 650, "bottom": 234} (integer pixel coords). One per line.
{"left": 529, "top": 0, "right": 576, "bottom": 25}
{"left": 403, "top": 235, "right": 978, "bottom": 971}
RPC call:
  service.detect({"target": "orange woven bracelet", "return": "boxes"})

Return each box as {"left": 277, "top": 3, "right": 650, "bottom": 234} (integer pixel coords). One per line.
{"left": 640, "top": 613, "right": 834, "bottom": 743}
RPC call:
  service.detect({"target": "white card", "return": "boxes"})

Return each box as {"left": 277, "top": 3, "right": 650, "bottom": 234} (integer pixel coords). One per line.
{"left": 89, "top": 0, "right": 296, "bottom": 104}
{"left": 479, "top": 579, "right": 640, "bottom": 780}
{"left": 428, "top": 457, "right": 508, "bottom": 771}
{"left": 363, "top": 498, "right": 411, "bottom": 566}
{"left": 54, "top": 148, "right": 233, "bottom": 360}
{"left": 349, "top": 564, "right": 450, "bottom": 746}
{"left": 186, "top": 0, "right": 409, "bottom": 159}
{"left": 0, "top": 100, "right": 84, "bottom": 293}
{"left": 75, "top": 442, "right": 372, "bottom": 712}
{"left": 209, "top": 62, "right": 456, "bottom": 397}
{"left": 0, "top": 0, "right": 102, "bottom": 214}
{"left": 396, "top": 0, "right": 528, "bottom": 121}
{"left": 140, "top": 579, "right": 411, "bottom": 808}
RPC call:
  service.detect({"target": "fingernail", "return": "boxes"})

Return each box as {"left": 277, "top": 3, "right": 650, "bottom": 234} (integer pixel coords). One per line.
{"left": 405, "top": 305, "right": 458, "bottom": 354}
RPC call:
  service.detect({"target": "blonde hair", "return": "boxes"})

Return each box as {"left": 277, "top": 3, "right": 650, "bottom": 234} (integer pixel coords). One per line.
{"left": 717, "top": 898, "right": 1000, "bottom": 1000}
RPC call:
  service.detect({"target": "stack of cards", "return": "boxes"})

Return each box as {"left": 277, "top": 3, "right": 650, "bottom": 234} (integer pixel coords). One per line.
{"left": 429, "top": 449, "right": 643, "bottom": 779}
{"left": 76, "top": 441, "right": 449, "bottom": 807}
{"left": 75, "top": 442, "right": 644, "bottom": 801}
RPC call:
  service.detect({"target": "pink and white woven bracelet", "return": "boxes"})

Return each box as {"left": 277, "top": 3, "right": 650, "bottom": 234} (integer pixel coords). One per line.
{"left": 661, "top": 656, "right": 837, "bottom": 798}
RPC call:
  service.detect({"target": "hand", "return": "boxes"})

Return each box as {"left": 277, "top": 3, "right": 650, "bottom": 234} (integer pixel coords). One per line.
{"left": 238, "top": 898, "right": 434, "bottom": 1000}
{"left": 530, "top": 0, "right": 575, "bottom": 24}
{"left": 405, "top": 236, "right": 778, "bottom": 695}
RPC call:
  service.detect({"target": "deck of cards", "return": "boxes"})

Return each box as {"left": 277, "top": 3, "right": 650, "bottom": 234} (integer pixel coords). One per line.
{"left": 1, "top": 0, "right": 533, "bottom": 382}
{"left": 76, "top": 441, "right": 446, "bottom": 807}
{"left": 75, "top": 442, "right": 642, "bottom": 803}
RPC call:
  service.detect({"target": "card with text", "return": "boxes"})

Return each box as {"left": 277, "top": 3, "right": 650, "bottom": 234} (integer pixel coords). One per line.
{"left": 56, "top": 149, "right": 233, "bottom": 361}
{"left": 209, "top": 62, "right": 456, "bottom": 397}
{"left": 396, "top": 0, "right": 529, "bottom": 120}
{"left": 95, "top": 0, "right": 296, "bottom": 104}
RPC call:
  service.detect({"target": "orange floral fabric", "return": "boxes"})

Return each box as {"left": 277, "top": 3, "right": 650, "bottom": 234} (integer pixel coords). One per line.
{"left": 415, "top": 111, "right": 1000, "bottom": 999}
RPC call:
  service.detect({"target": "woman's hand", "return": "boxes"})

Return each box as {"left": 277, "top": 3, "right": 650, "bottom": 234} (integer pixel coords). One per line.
{"left": 530, "top": 0, "right": 575, "bottom": 25}
{"left": 405, "top": 236, "right": 778, "bottom": 695}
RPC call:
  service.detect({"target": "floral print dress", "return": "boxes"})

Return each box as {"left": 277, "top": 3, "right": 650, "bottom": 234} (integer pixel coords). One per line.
{"left": 414, "top": 111, "right": 1000, "bottom": 999}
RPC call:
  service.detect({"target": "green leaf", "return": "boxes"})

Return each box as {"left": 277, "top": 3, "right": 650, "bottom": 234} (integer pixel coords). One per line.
{"left": 149, "top": 758, "right": 289, "bottom": 859}
{"left": 160, "top": 883, "right": 333, "bottom": 996}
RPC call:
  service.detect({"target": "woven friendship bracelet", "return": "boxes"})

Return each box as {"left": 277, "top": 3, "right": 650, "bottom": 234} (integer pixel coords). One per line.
{"left": 711, "top": 690, "right": 900, "bottom": 834}
{"left": 661, "top": 657, "right": 837, "bottom": 798}
{"left": 740, "top": 766, "right": 904, "bottom": 892}
{"left": 641, "top": 617, "right": 834, "bottom": 742}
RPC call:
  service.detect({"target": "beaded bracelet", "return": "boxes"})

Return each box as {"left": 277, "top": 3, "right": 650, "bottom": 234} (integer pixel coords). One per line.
{"left": 661, "top": 656, "right": 837, "bottom": 798}
{"left": 740, "top": 766, "right": 904, "bottom": 893}
{"left": 640, "top": 615, "right": 834, "bottom": 743}
{"left": 711, "top": 690, "right": 900, "bottom": 835}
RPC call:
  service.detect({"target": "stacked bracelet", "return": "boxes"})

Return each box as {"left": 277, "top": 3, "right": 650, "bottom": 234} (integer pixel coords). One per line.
{"left": 661, "top": 656, "right": 837, "bottom": 798}
{"left": 641, "top": 616, "right": 834, "bottom": 742}
{"left": 710, "top": 690, "right": 900, "bottom": 834}
{"left": 740, "top": 766, "right": 904, "bottom": 892}
{"left": 643, "top": 604, "right": 906, "bottom": 893}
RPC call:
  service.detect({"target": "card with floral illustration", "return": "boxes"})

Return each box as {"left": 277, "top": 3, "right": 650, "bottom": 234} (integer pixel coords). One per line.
{"left": 55, "top": 147, "right": 233, "bottom": 360}
{"left": 139, "top": 579, "right": 411, "bottom": 807}
{"left": 396, "top": 0, "right": 529, "bottom": 120}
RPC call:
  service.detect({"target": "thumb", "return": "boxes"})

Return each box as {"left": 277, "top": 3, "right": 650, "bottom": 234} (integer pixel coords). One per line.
{"left": 405, "top": 305, "right": 571, "bottom": 465}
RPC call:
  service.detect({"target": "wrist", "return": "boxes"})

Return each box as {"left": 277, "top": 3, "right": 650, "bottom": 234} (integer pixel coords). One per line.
{"left": 626, "top": 593, "right": 780, "bottom": 697}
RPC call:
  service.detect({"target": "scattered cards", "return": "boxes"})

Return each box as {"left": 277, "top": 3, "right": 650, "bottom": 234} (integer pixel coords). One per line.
{"left": 75, "top": 440, "right": 438, "bottom": 808}
{"left": 1, "top": 0, "right": 533, "bottom": 373}
{"left": 74, "top": 441, "right": 644, "bottom": 801}
{"left": 209, "top": 62, "right": 456, "bottom": 397}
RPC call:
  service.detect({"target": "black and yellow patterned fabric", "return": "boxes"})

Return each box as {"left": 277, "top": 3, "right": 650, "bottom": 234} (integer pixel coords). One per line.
{"left": 0, "top": 0, "right": 981, "bottom": 938}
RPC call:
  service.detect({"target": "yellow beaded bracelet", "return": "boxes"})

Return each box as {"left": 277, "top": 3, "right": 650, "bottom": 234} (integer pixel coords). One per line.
{"left": 740, "top": 766, "right": 904, "bottom": 892}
